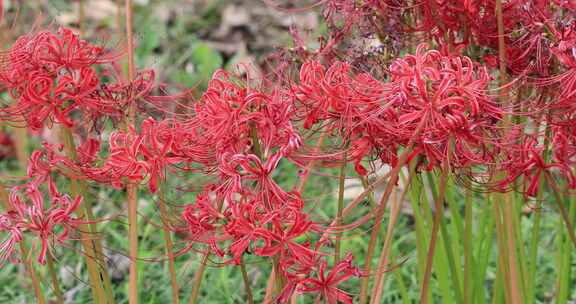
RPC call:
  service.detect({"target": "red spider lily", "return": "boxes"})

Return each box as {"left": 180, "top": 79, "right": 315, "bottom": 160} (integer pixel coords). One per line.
{"left": 224, "top": 190, "right": 316, "bottom": 263}
{"left": 1, "top": 179, "right": 83, "bottom": 265}
{"left": 0, "top": 28, "right": 115, "bottom": 129}
{"left": 543, "top": 20, "right": 576, "bottom": 124}
{"left": 85, "top": 117, "right": 195, "bottom": 192}
{"left": 194, "top": 70, "right": 301, "bottom": 163}
{"left": 292, "top": 60, "right": 396, "bottom": 174}
{"left": 89, "top": 127, "right": 147, "bottom": 188}
{"left": 252, "top": 209, "right": 317, "bottom": 267}
{"left": 217, "top": 152, "right": 286, "bottom": 201}
{"left": 0, "top": 27, "right": 157, "bottom": 131}
{"left": 293, "top": 60, "right": 390, "bottom": 133}
{"left": 295, "top": 252, "right": 361, "bottom": 304}
{"left": 25, "top": 145, "right": 76, "bottom": 186}
{"left": 0, "top": 131, "right": 15, "bottom": 161}
{"left": 498, "top": 134, "right": 576, "bottom": 197}
{"left": 0, "top": 212, "right": 23, "bottom": 265}
{"left": 225, "top": 199, "right": 261, "bottom": 264}
{"left": 388, "top": 43, "right": 501, "bottom": 170}
{"left": 76, "top": 137, "right": 101, "bottom": 166}
{"left": 179, "top": 189, "right": 226, "bottom": 257}
{"left": 552, "top": 125, "right": 576, "bottom": 167}
{"left": 139, "top": 118, "right": 188, "bottom": 192}
{"left": 81, "top": 69, "right": 157, "bottom": 126}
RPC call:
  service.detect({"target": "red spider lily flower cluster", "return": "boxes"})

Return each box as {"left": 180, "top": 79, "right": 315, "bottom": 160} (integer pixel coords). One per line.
{"left": 173, "top": 72, "right": 361, "bottom": 302}
{"left": 83, "top": 117, "right": 186, "bottom": 193}
{"left": 292, "top": 43, "right": 501, "bottom": 174}
{"left": 25, "top": 61, "right": 363, "bottom": 302}
{"left": 0, "top": 150, "right": 83, "bottom": 265}
{"left": 498, "top": 131, "right": 576, "bottom": 196}
{"left": 292, "top": 60, "right": 394, "bottom": 175}
{"left": 386, "top": 44, "right": 502, "bottom": 170}
{"left": 305, "top": 1, "right": 576, "bottom": 197}
{"left": 0, "top": 27, "right": 153, "bottom": 130}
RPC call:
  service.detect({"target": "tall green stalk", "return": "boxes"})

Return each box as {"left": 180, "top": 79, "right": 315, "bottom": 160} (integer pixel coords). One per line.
{"left": 358, "top": 116, "right": 427, "bottom": 304}
{"left": 47, "top": 253, "right": 64, "bottom": 304}
{"left": 370, "top": 165, "right": 415, "bottom": 303}
{"left": 60, "top": 127, "right": 114, "bottom": 303}
{"left": 123, "top": 1, "right": 139, "bottom": 303}
{"left": 419, "top": 156, "right": 453, "bottom": 304}
{"left": 158, "top": 189, "right": 179, "bottom": 304}
{"left": 556, "top": 189, "right": 575, "bottom": 304}
{"left": 188, "top": 253, "right": 210, "bottom": 304}
{"left": 463, "top": 189, "right": 474, "bottom": 303}
{"left": 334, "top": 150, "right": 348, "bottom": 263}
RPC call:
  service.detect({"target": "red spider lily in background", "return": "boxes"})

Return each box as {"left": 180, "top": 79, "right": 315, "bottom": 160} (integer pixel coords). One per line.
{"left": 498, "top": 134, "right": 576, "bottom": 197}
{"left": 0, "top": 131, "right": 15, "bottom": 160}
{"left": 292, "top": 43, "right": 502, "bottom": 174}
{"left": 0, "top": 212, "right": 23, "bottom": 265}
{"left": 0, "top": 179, "right": 83, "bottom": 265}
{"left": 295, "top": 252, "right": 361, "bottom": 304}
{"left": 0, "top": 27, "right": 156, "bottom": 132}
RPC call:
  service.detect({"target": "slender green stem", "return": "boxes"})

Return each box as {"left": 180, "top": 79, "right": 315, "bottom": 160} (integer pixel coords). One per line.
{"left": 21, "top": 243, "right": 46, "bottom": 304}
{"left": 123, "top": 1, "right": 139, "bottom": 303}
{"left": 419, "top": 156, "right": 451, "bottom": 304}
{"left": 127, "top": 184, "right": 139, "bottom": 304}
{"left": 391, "top": 254, "right": 410, "bottom": 304}
{"left": 495, "top": 0, "right": 523, "bottom": 301}
{"left": 429, "top": 174, "right": 465, "bottom": 303}
{"left": 158, "top": 189, "right": 179, "bottom": 304}
{"left": 295, "top": 131, "right": 325, "bottom": 193}
{"left": 407, "top": 172, "right": 430, "bottom": 303}
{"left": 476, "top": 193, "right": 495, "bottom": 304}
{"left": 463, "top": 189, "right": 474, "bottom": 303}
{"left": 358, "top": 116, "right": 427, "bottom": 304}
{"left": 527, "top": 193, "right": 543, "bottom": 304}
{"left": 12, "top": 123, "right": 28, "bottom": 172}
{"left": 334, "top": 150, "right": 347, "bottom": 264}
{"left": 493, "top": 198, "right": 512, "bottom": 304}
{"left": 47, "top": 252, "right": 64, "bottom": 304}
{"left": 239, "top": 257, "right": 254, "bottom": 304}
{"left": 78, "top": 0, "right": 85, "bottom": 35}
{"left": 60, "top": 127, "right": 110, "bottom": 304}
{"left": 492, "top": 259, "right": 505, "bottom": 304}
{"left": 501, "top": 192, "right": 522, "bottom": 304}
{"left": 511, "top": 193, "right": 528, "bottom": 300}
{"left": 556, "top": 190, "right": 574, "bottom": 304}
{"left": 370, "top": 166, "right": 415, "bottom": 303}
{"left": 527, "top": 118, "right": 551, "bottom": 304}
{"left": 547, "top": 175, "right": 576, "bottom": 247}
{"left": 188, "top": 253, "right": 210, "bottom": 304}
